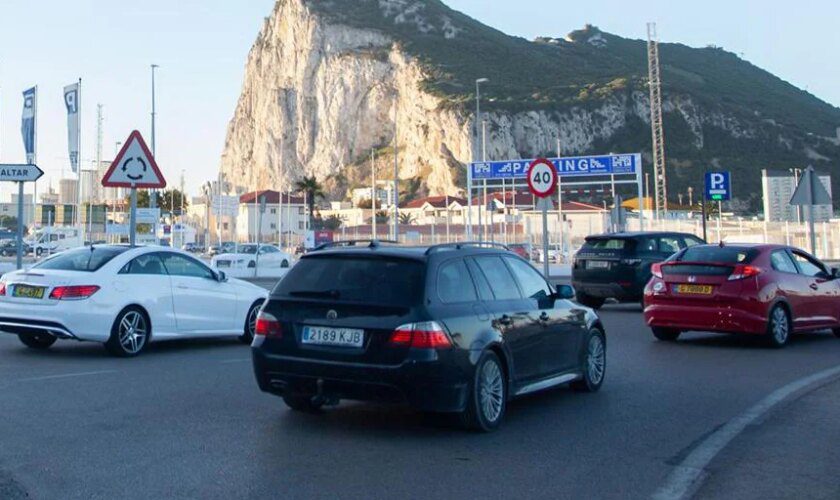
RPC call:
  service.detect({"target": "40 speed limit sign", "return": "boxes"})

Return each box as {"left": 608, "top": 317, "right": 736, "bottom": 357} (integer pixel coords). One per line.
{"left": 526, "top": 158, "right": 558, "bottom": 198}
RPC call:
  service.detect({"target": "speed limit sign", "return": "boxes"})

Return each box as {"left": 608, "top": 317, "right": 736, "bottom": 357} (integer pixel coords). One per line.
{"left": 527, "top": 158, "right": 558, "bottom": 199}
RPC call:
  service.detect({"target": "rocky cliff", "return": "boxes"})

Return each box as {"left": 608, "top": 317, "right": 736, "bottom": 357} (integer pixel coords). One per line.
{"left": 220, "top": 0, "right": 840, "bottom": 210}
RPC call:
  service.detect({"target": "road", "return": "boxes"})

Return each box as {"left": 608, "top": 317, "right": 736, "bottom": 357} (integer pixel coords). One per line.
{"left": 1, "top": 303, "right": 839, "bottom": 499}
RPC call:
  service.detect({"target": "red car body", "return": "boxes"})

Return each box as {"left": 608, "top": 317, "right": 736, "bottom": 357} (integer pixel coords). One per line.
{"left": 644, "top": 244, "right": 840, "bottom": 338}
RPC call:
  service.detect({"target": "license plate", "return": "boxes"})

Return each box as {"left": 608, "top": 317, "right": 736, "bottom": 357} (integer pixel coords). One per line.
{"left": 587, "top": 260, "right": 610, "bottom": 269}
{"left": 675, "top": 284, "right": 713, "bottom": 295}
{"left": 302, "top": 326, "right": 364, "bottom": 348}
{"left": 13, "top": 285, "right": 45, "bottom": 299}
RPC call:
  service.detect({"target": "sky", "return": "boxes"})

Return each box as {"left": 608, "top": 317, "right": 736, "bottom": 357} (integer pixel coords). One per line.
{"left": 1, "top": 0, "right": 838, "bottom": 201}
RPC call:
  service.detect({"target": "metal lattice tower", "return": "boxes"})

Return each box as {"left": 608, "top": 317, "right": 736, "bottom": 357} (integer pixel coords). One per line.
{"left": 647, "top": 22, "right": 668, "bottom": 219}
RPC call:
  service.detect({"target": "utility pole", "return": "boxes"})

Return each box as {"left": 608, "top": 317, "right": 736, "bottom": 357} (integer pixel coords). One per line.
{"left": 150, "top": 64, "right": 159, "bottom": 243}
{"left": 393, "top": 104, "right": 399, "bottom": 241}
{"left": 470, "top": 77, "right": 489, "bottom": 240}
{"left": 647, "top": 23, "right": 668, "bottom": 220}
{"left": 371, "top": 149, "right": 376, "bottom": 240}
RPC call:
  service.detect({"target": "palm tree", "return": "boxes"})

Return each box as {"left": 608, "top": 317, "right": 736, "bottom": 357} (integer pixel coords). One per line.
{"left": 295, "top": 176, "right": 325, "bottom": 227}
{"left": 398, "top": 212, "right": 416, "bottom": 225}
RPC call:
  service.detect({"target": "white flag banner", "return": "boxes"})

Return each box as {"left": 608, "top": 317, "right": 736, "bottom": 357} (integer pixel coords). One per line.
{"left": 21, "top": 87, "right": 37, "bottom": 164}
{"left": 64, "top": 83, "right": 81, "bottom": 173}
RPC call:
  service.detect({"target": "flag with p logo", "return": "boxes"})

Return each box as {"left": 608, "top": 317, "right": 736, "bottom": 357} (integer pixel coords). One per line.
{"left": 64, "top": 83, "right": 81, "bottom": 173}
{"left": 21, "top": 87, "right": 37, "bottom": 164}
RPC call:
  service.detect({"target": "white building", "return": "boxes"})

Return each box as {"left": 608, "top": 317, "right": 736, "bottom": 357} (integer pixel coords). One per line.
{"left": 351, "top": 181, "right": 397, "bottom": 208}
{"left": 236, "top": 190, "right": 307, "bottom": 243}
{"left": 762, "top": 169, "right": 833, "bottom": 222}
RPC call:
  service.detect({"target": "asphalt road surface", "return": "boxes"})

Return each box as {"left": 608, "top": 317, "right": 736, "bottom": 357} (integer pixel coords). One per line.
{"left": 1, "top": 303, "right": 839, "bottom": 500}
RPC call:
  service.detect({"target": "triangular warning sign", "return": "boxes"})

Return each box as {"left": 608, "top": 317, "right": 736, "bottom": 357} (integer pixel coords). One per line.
{"left": 790, "top": 167, "right": 831, "bottom": 206}
{"left": 101, "top": 130, "right": 167, "bottom": 189}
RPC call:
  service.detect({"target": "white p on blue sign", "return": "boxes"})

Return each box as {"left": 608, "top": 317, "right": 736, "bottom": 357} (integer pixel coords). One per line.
{"left": 705, "top": 171, "right": 731, "bottom": 201}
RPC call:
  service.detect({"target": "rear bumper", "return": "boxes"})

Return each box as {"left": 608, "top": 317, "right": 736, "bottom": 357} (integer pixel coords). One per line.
{"left": 573, "top": 280, "right": 642, "bottom": 301}
{"left": 0, "top": 301, "right": 113, "bottom": 342}
{"left": 252, "top": 349, "right": 471, "bottom": 413}
{"left": 643, "top": 301, "right": 768, "bottom": 335}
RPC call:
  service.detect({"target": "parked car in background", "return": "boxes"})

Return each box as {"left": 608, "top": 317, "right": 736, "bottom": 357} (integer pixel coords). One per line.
{"left": 0, "top": 240, "right": 31, "bottom": 257}
{"left": 644, "top": 243, "right": 840, "bottom": 347}
{"left": 507, "top": 243, "right": 533, "bottom": 261}
{"left": 251, "top": 241, "right": 606, "bottom": 432}
{"left": 29, "top": 227, "right": 83, "bottom": 257}
{"left": 0, "top": 245, "right": 268, "bottom": 357}
{"left": 211, "top": 244, "right": 292, "bottom": 270}
{"left": 208, "top": 241, "right": 237, "bottom": 257}
{"left": 182, "top": 242, "right": 203, "bottom": 253}
{"left": 572, "top": 232, "right": 705, "bottom": 309}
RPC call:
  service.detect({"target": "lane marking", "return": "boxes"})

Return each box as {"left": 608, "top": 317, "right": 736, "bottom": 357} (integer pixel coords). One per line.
{"left": 17, "top": 370, "right": 119, "bottom": 383}
{"left": 652, "top": 363, "right": 840, "bottom": 500}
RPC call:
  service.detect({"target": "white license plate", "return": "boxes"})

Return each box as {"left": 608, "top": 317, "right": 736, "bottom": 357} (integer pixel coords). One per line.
{"left": 302, "top": 326, "right": 364, "bottom": 348}
{"left": 587, "top": 260, "right": 610, "bottom": 269}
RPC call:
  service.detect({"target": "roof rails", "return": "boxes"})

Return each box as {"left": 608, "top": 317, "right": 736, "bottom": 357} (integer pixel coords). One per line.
{"left": 313, "top": 239, "right": 400, "bottom": 251}
{"left": 424, "top": 242, "right": 511, "bottom": 255}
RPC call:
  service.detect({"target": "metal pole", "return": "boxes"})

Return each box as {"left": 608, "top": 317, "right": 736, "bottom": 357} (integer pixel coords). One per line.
{"left": 371, "top": 149, "right": 376, "bottom": 240}
{"left": 16, "top": 182, "right": 24, "bottom": 270}
{"left": 150, "top": 65, "right": 159, "bottom": 242}
{"left": 129, "top": 186, "right": 137, "bottom": 246}
{"left": 701, "top": 197, "right": 708, "bottom": 242}
{"left": 393, "top": 105, "right": 399, "bottom": 241}
{"left": 806, "top": 169, "right": 816, "bottom": 255}
{"left": 542, "top": 205, "right": 550, "bottom": 278}
{"left": 717, "top": 200, "right": 723, "bottom": 242}
{"left": 481, "top": 120, "right": 487, "bottom": 241}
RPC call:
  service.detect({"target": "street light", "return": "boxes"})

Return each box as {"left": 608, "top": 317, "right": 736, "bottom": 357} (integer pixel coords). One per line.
{"left": 150, "top": 64, "right": 160, "bottom": 241}
{"left": 469, "top": 77, "right": 489, "bottom": 240}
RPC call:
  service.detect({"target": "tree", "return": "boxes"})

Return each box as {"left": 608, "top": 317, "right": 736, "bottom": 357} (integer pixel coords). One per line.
{"left": 124, "top": 189, "right": 189, "bottom": 216}
{"left": 398, "top": 212, "right": 416, "bottom": 225}
{"left": 295, "top": 176, "right": 326, "bottom": 227}
{"left": 0, "top": 215, "right": 25, "bottom": 234}
{"left": 317, "top": 215, "right": 343, "bottom": 231}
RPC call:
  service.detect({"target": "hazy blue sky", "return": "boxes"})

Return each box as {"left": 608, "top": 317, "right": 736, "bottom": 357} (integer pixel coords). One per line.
{"left": 1, "top": 0, "right": 837, "bottom": 198}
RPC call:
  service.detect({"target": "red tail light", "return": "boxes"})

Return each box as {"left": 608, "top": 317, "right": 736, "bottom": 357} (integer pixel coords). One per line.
{"left": 255, "top": 312, "right": 282, "bottom": 338}
{"left": 0, "top": 283, "right": 6, "bottom": 296}
{"left": 388, "top": 322, "right": 452, "bottom": 349}
{"left": 651, "top": 263, "right": 663, "bottom": 279}
{"left": 728, "top": 265, "right": 762, "bottom": 281}
{"left": 49, "top": 285, "right": 100, "bottom": 300}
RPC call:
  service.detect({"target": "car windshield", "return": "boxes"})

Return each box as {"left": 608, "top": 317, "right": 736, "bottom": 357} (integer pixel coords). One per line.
{"left": 238, "top": 245, "right": 258, "bottom": 254}
{"left": 33, "top": 246, "right": 129, "bottom": 272}
{"left": 678, "top": 246, "right": 758, "bottom": 264}
{"left": 274, "top": 256, "right": 425, "bottom": 307}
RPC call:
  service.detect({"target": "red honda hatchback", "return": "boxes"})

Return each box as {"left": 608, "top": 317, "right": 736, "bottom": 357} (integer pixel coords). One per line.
{"left": 643, "top": 244, "right": 840, "bottom": 347}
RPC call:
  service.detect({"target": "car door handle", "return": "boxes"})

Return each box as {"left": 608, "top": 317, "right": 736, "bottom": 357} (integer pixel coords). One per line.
{"left": 810, "top": 283, "right": 819, "bottom": 290}
{"left": 498, "top": 315, "right": 513, "bottom": 326}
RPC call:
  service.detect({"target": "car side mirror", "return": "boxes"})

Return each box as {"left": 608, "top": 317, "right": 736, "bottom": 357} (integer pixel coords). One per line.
{"left": 217, "top": 271, "right": 228, "bottom": 283}
{"left": 555, "top": 284, "right": 575, "bottom": 300}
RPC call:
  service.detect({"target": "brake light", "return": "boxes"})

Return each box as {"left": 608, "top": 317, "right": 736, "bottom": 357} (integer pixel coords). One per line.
{"left": 49, "top": 285, "right": 100, "bottom": 300}
{"left": 651, "top": 263, "right": 663, "bottom": 279}
{"left": 728, "top": 265, "right": 762, "bottom": 281}
{"left": 388, "top": 322, "right": 452, "bottom": 349}
{"left": 0, "top": 283, "right": 5, "bottom": 296}
{"left": 255, "top": 312, "right": 282, "bottom": 338}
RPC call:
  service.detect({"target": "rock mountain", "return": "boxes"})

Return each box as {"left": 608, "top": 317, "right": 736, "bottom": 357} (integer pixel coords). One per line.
{"left": 219, "top": 0, "right": 840, "bottom": 210}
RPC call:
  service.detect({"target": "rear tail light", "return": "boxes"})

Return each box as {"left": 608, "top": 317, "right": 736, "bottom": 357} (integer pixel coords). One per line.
{"left": 728, "top": 265, "right": 762, "bottom": 281}
{"left": 0, "top": 283, "right": 5, "bottom": 296}
{"left": 651, "top": 263, "right": 663, "bottom": 279}
{"left": 388, "top": 321, "right": 452, "bottom": 349}
{"left": 49, "top": 285, "right": 100, "bottom": 300}
{"left": 255, "top": 312, "right": 282, "bottom": 338}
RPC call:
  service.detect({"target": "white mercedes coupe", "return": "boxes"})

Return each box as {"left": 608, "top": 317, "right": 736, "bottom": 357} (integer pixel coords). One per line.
{"left": 0, "top": 245, "right": 268, "bottom": 357}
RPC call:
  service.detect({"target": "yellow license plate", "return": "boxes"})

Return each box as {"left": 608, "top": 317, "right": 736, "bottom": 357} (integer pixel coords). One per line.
{"left": 675, "top": 284, "right": 713, "bottom": 295}
{"left": 13, "top": 285, "right": 45, "bottom": 299}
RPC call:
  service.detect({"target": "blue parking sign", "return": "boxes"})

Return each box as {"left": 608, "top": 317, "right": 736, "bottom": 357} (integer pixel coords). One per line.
{"left": 705, "top": 172, "right": 731, "bottom": 201}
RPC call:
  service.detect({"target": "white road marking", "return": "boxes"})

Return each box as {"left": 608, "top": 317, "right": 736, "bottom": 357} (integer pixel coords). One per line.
{"left": 220, "top": 358, "right": 251, "bottom": 364}
{"left": 652, "top": 363, "right": 840, "bottom": 500}
{"left": 17, "top": 370, "right": 119, "bottom": 383}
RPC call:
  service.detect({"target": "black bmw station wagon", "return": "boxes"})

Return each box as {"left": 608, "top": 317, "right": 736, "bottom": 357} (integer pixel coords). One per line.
{"left": 251, "top": 241, "right": 606, "bottom": 431}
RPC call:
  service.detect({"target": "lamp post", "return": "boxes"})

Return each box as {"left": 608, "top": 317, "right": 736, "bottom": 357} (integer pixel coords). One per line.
{"left": 150, "top": 64, "right": 159, "bottom": 242}
{"left": 469, "top": 77, "right": 489, "bottom": 241}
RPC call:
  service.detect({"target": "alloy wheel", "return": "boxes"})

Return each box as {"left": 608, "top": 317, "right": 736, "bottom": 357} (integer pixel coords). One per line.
{"left": 247, "top": 305, "right": 259, "bottom": 338}
{"left": 479, "top": 359, "right": 504, "bottom": 423}
{"left": 587, "top": 335, "right": 606, "bottom": 385}
{"left": 119, "top": 311, "right": 148, "bottom": 355}
{"left": 772, "top": 307, "right": 789, "bottom": 344}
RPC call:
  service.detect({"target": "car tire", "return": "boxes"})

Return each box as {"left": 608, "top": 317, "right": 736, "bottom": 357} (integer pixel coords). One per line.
{"left": 571, "top": 329, "right": 606, "bottom": 393}
{"left": 105, "top": 307, "right": 150, "bottom": 357}
{"left": 239, "top": 300, "right": 264, "bottom": 344}
{"left": 281, "top": 259, "right": 289, "bottom": 269}
{"left": 576, "top": 292, "right": 605, "bottom": 310}
{"left": 652, "top": 327, "right": 681, "bottom": 342}
{"left": 766, "top": 305, "right": 791, "bottom": 348}
{"left": 459, "top": 350, "right": 506, "bottom": 432}
{"left": 18, "top": 332, "right": 57, "bottom": 350}
{"left": 283, "top": 393, "right": 324, "bottom": 413}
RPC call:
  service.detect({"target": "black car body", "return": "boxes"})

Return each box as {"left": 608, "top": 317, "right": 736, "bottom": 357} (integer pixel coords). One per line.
{"left": 252, "top": 242, "right": 606, "bottom": 431}
{"left": 572, "top": 231, "right": 705, "bottom": 309}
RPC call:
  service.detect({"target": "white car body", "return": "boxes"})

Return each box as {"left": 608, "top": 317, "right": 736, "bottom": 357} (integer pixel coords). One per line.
{"left": 211, "top": 244, "right": 292, "bottom": 271}
{"left": 0, "top": 246, "right": 268, "bottom": 345}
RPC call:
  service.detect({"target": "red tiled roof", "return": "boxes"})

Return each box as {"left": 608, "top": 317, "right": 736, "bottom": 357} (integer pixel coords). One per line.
{"left": 239, "top": 190, "right": 305, "bottom": 204}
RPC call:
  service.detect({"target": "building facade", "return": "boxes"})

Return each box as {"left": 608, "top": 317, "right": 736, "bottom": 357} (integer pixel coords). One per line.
{"left": 762, "top": 170, "right": 833, "bottom": 222}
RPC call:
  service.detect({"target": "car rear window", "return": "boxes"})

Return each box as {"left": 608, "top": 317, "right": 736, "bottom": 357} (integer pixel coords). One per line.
{"left": 678, "top": 246, "right": 758, "bottom": 265}
{"left": 34, "top": 246, "right": 128, "bottom": 272}
{"left": 274, "top": 256, "right": 425, "bottom": 307}
{"left": 583, "top": 238, "right": 627, "bottom": 250}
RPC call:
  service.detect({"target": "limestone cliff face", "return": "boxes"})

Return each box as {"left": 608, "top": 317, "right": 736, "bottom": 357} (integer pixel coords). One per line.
{"left": 220, "top": 0, "right": 839, "bottom": 205}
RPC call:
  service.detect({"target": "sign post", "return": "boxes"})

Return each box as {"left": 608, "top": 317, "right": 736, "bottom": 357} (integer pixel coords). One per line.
{"left": 527, "top": 158, "right": 559, "bottom": 278}
{"left": 0, "top": 163, "right": 45, "bottom": 269}
{"left": 705, "top": 172, "right": 731, "bottom": 243}
{"left": 101, "top": 131, "right": 166, "bottom": 246}
{"left": 790, "top": 166, "right": 831, "bottom": 256}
